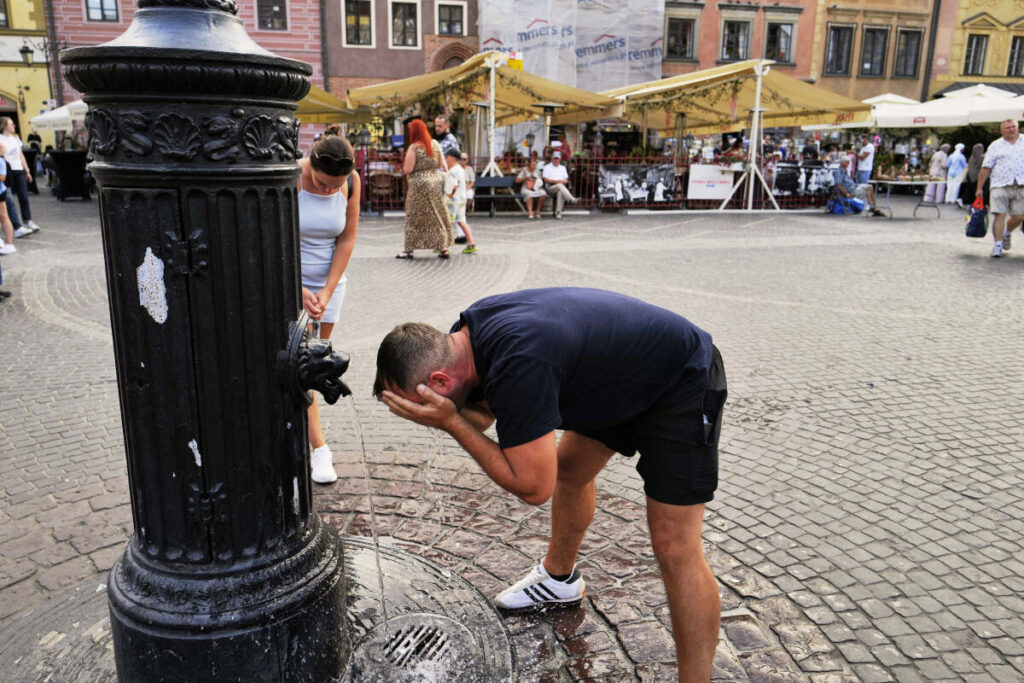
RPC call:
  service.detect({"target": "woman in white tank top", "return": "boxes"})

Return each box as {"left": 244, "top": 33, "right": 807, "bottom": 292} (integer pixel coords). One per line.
{"left": 298, "top": 133, "right": 360, "bottom": 484}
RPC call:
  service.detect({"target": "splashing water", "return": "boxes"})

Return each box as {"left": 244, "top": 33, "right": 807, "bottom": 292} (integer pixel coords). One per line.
{"left": 348, "top": 395, "right": 390, "bottom": 635}
{"left": 426, "top": 432, "right": 448, "bottom": 525}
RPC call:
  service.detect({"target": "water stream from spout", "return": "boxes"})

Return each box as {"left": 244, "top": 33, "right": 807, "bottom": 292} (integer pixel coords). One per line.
{"left": 347, "top": 395, "right": 389, "bottom": 635}
{"left": 426, "top": 432, "right": 447, "bottom": 525}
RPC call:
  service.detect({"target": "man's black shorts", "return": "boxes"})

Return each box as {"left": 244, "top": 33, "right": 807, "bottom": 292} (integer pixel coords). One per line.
{"left": 576, "top": 345, "right": 727, "bottom": 506}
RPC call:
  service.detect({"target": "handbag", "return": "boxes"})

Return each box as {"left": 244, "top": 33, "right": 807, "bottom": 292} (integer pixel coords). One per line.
{"left": 965, "top": 197, "right": 988, "bottom": 238}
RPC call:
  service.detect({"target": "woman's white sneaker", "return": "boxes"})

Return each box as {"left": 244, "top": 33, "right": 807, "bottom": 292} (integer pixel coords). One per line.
{"left": 310, "top": 445, "right": 338, "bottom": 484}
{"left": 494, "top": 562, "right": 585, "bottom": 611}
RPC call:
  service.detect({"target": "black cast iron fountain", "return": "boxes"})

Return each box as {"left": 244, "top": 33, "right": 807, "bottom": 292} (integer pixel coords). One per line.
{"left": 34, "top": 1, "right": 516, "bottom": 681}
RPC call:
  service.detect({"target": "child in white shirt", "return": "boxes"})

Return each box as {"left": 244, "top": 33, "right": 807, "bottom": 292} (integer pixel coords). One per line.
{"left": 445, "top": 149, "right": 477, "bottom": 254}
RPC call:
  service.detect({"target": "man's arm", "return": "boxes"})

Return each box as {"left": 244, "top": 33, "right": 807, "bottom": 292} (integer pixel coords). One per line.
{"left": 976, "top": 167, "right": 990, "bottom": 197}
{"left": 460, "top": 401, "right": 495, "bottom": 431}
{"left": 381, "top": 386, "right": 557, "bottom": 505}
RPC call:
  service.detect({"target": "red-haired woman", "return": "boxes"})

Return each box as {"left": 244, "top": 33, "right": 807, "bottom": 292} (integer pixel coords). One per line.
{"left": 396, "top": 119, "right": 452, "bottom": 259}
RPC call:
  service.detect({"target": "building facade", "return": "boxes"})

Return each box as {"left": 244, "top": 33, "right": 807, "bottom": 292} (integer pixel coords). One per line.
{"left": 324, "top": 0, "right": 479, "bottom": 97}
{"left": 661, "top": 0, "right": 817, "bottom": 82}
{"left": 0, "top": 0, "right": 54, "bottom": 139}
{"left": 47, "top": 0, "right": 324, "bottom": 144}
{"left": 808, "top": 0, "right": 935, "bottom": 101}
{"left": 930, "top": 0, "right": 1024, "bottom": 98}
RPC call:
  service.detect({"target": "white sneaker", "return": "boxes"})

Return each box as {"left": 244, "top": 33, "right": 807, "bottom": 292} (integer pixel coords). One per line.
{"left": 14, "top": 226, "right": 32, "bottom": 238}
{"left": 991, "top": 243, "right": 1003, "bottom": 258}
{"left": 494, "top": 562, "right": 585, "bottom": 611}
{"left": 0, "top": 243, "right": 16, "bottom": 255}
{"left": 26, "top": 221, "right": 41, "bottom": 233}
{"left": 310, "top": 445, "right": 338, "bottom": 484}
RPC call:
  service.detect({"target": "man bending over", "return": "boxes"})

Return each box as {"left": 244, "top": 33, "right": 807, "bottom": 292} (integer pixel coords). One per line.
{"left": 374, "top": 287, "right": 727, "bottom": 682}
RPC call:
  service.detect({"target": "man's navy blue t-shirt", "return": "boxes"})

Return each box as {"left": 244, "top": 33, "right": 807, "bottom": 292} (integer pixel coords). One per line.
{"left": 451, "top": 288, "right": 712, "bottom": 448}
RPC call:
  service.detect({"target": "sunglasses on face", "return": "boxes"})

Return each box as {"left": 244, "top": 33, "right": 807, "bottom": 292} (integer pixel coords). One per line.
{"left": 313, "top": 148, "right": 355, "bottom": 175}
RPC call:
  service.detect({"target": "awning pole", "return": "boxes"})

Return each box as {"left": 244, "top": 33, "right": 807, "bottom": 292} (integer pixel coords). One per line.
{"left": 481, "top": 54, "right": 502, "bottom": 177}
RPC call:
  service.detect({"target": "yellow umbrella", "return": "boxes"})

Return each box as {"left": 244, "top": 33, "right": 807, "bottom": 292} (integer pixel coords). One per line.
{"left": 347, "top": 52, "right": 616, "bottom": 127}
{"left": 555, "top": 60, "right": 871, "bottom": 135}
{"left": 296, "top": 84, "right": 372, "bottom": 124}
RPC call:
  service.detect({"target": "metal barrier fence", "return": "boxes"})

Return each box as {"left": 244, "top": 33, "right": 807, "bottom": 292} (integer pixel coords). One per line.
{"left": 357, "top": 151, "right": 833, "bottom": 214}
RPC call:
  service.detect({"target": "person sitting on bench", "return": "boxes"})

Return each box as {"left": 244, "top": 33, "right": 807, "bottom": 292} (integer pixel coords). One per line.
{"left": 832, "top": 157, "right": 885, "bottom": 217}
{"left": 516, "top": 158, "right": 546, "bottom": 219}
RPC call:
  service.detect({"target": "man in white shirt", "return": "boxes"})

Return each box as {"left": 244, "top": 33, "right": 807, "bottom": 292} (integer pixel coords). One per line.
{"left": 977, "top": 119, "right": 1024, "bottom": 258}
{"left": 856, "top": 136, "right": 875, "bottom": 185}
{"left": 540, "top": 152, "right": 578, "bottom": 219}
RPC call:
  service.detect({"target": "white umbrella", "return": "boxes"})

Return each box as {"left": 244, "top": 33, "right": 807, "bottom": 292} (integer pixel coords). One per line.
{"left": 29, "top": 99, "right": 89, "bottom": 132}
{"left": 874, "top": 86, "right": 1016, "bottom": 128}
{"left": 863, "top": 93, "right": 920, "bottom": 106}
{"left": 968, "top": 94, "right": 1024, "bottom": 125}
{"left": 941, "top": 84, "right": 1016, "bottom": 100}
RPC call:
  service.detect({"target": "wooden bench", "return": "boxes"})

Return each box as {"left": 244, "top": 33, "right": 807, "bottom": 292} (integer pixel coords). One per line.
{"left": 473, "top": 176, "right": 523, "bottom": 217}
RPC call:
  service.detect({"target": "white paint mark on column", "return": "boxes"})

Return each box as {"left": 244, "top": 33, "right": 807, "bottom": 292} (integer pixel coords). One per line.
{"left": 188, "top": 439, "right": 202, "bottom": 467}
{"left": 137, "top": 247, "right": 168, "bottom": 324}
{"left": 293, "top": 477, "right": 300, "bottom": 515}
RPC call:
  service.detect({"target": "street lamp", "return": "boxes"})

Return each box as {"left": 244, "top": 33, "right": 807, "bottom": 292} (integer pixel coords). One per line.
{"left": 19, "top": 44, "right": 34, "bottom": 67}
{"left": 20, "top": 38, "right": 68, "bottom": 109}
{"left": 18, "top": 43, "right": 34, "bottom": 113}
{"left": 525, "top": 131, "right": 535, "bottom": 156}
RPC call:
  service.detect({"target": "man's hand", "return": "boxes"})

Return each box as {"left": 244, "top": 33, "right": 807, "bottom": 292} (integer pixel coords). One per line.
{"left": 381, "top": 384, "right": 459, "bottom": 432}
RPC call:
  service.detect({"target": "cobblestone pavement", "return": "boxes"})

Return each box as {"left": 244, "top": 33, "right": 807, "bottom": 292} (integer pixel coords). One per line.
{"left": 1, "top": 194, "right": 1022, "bottom": 682}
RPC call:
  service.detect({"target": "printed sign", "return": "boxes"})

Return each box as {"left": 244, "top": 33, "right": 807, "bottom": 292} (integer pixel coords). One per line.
{"left": 479, "top": 0, "right": 664, "bottom": 91}
{"left": 598, "top": 164, "right": 676, "bottom": 203}
{"left": 687, "top": 164, "right": 737, "bottom": 200}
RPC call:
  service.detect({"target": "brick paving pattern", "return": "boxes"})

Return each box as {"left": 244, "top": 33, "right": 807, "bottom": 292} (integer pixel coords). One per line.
{"left": 1, "top": 194, "right": 1022, "bottom": 681}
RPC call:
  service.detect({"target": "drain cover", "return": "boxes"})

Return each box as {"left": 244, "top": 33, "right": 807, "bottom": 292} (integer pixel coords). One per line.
{"left": 348, "top": 614, "right": 490, "bottom": 682}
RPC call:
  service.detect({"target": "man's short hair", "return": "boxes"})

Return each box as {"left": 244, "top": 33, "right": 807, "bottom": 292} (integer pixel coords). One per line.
{"left": 445, "top": 148, "right": 461, "bottom": 159}
{"left": 435, "top": 114, "right": 450, "bottom": 123}
{"left": 552, "top": 151, "right": 562, "bottom": 159}
{"left": 460, "top": 152, "right": 469, "bottom": 160}
{"left": 840, "top": 156, "right": 851, "bottom": 164}
{"left": 373, "top": 323, "right": 451, "bottom": 398}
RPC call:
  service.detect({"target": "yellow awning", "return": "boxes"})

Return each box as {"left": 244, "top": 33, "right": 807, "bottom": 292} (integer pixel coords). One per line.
{"left": 347, "top": 52, "right": 617, "bottom": 127}
{"left": 297, "top": 84, "right": 373, "bottom": 124}
{"left": 556, "top": 60, "right": 872, "bottom": 135}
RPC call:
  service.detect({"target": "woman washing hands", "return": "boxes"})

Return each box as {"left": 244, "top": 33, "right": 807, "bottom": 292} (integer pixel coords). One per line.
{"left": 298, "top": 132, "right": 360, "bottom": 484}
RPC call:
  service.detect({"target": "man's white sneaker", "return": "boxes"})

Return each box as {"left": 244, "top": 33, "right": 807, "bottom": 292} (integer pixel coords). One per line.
{"left": 14, "top": 226, "right": 32, "bottom": 238}
{"left": 1003, "top": 231, "right": 1012, "bottom": 251}
{"left": 0, "top": 243, "right": 16, "bottom": 255}
{"left": 310, "top": 445, "right": 338, "bottom": 484}
{"left": 991, "top": 243, "right": 1003, "bottom": 258}
{"left": 26, "top": 221, "right": 41, "bottom": 233}
{"left": 494, "top": 562, "right": 585, "bottom": 611}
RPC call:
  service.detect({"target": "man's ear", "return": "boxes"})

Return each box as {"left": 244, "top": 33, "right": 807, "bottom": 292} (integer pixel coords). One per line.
{"left": 427, "top": 371, "right": 452, "bottom": 392}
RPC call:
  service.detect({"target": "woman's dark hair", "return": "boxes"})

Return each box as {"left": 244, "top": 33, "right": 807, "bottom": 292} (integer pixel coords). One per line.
{"left": 310, "top": 135, "right": 354, "bottom": 177}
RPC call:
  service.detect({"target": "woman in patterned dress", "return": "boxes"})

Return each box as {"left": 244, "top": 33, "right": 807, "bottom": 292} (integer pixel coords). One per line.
{"left": 396, "top": 119, "right": 452, "bottom": 259}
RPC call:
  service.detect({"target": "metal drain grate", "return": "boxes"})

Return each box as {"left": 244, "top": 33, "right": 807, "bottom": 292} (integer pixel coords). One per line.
{"left": 384, "top": 623, "right": 451, "bottom": 666}
{"left": 347, "top": 613, "right": 487, "bottom": 682}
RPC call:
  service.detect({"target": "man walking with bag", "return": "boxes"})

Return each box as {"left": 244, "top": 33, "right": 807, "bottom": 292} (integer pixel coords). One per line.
{"left": 977, "top": 119, "right": 1024, "bottom": 258}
